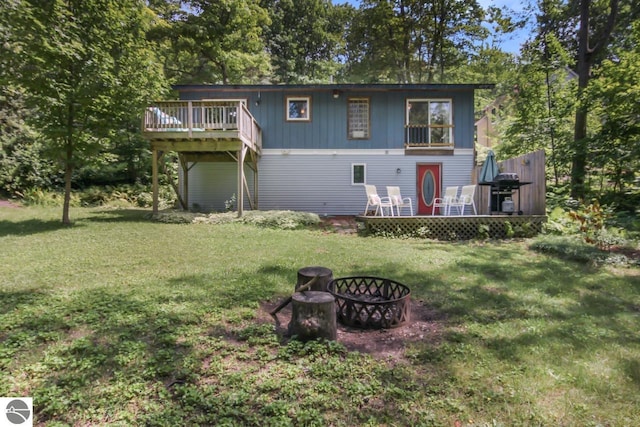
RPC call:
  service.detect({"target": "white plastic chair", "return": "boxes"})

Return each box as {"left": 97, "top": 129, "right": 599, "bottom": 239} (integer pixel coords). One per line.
{"left": 386, "top": 186, "right": 413, "bottom": 216}
{"left": 449, "top": 185, "right": 477, "bottom": 216}
{"left": 364, "top": 185, "right": 394, "bottom": 216}
{"left": 432, "top": 186, "right": 458, "bottom": 216}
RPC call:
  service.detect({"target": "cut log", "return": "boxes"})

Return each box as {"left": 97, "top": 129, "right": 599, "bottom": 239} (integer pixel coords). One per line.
{"left": 288, "top": 291, "right": 337, "bottom": 341}
{"left": 296, "top": 266, "right": 333, "bottom": 292}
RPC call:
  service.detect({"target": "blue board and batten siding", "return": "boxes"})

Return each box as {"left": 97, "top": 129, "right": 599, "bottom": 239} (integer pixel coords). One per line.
{"left": 178, "top": 88, "right": 476, "bottom": 150}
{"left": 176, "top": 85, "right": 482, "bottom": 215}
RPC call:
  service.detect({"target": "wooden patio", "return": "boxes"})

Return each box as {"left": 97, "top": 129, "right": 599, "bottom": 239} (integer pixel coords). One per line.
{"left": 358, "top": 150, "right": 548, "bottom": 240}
{"left": 142, "top": 100, "right": 262, "bottom": 215}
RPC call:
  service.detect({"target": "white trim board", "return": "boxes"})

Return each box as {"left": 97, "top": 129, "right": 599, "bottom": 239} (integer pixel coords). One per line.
{"left": 261, "top": 148, "right": 473, "bottom": 156}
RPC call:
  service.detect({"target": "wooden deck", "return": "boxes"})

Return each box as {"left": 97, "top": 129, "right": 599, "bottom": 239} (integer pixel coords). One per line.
{"left": 142, "top": 100, "right": 262, "bottom": 215}
{"left": 142, "top": 100, "right": 262, "bottom": 154}
{"left": 356, "top": 214, "right": 547, "bottom": 240}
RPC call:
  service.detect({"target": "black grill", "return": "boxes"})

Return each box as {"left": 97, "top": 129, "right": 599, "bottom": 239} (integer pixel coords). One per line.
{"left": 487, "top": 172, "right": 530, "bottom": 215}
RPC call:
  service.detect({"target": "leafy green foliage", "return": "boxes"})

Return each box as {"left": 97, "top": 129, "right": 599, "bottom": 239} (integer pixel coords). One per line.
{"left": 568, "top": 199, "right": 607, "bottom": 244}
{"left": 529, "top": 234, "right": 636, "bottom": 266}
{"left": 344, "top": 0, "right": 489, "bottom": 83}
{"left": 157, "top": 0, "right": 271, "bottom": 84}
{"left": 18, "top": 184, "right": 175, "bottom": 209}
{"left": 586, "top": 21, "right": 640, "bottom": 199}
{"left": 0, "top": 8, "right": 59, "bottom": 197}
{"left": 542, "top": 189, "right": 638, "bottom": 264}
{"left": 6, "top": 0, "right": 166, "bottom": 223}
{"left": 238, "top": 210, "right": 321, "bottom": 229}
{"left": 498, "top": 34, "right": 576, "bottom": 185}
{"left": 154, "top": 209, "right": 321, "bottom": 230}
{"left": 0, "top": 134, "right": 62, "bottom": 197}
{"left": 261, "top": 0, "right": 348, "bottom": 83}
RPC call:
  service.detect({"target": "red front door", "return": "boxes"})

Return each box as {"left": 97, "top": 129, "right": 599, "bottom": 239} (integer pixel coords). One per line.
{"left": 417, "top": 164, "right": 442, "bottom": 215}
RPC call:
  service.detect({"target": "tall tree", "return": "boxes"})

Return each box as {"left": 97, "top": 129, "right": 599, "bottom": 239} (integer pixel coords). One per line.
{"left": 500, "top": 37, "right": 577, "bottom": 184}
{"left": 345, "top": 0, "right": 487, "bottom": 83}
{"left": 0, "top": 1, "right": 55, "bottom": 195}
{"left": 533, "top": 0, "right": 629, "bottom": 198}
{"left": 164, "top": 0, "right": 271, "bottom": 84}
{"left": 521, "top": 0, "right": 640, "bottom": 199}
{"left": 586, "top": 21, "right": 640, "bottom": 203}
{"left": 9, "top": 0, "right": 166, "bottom": 224}
{"left": 570, "top": 0, "right": 618, "bottom": 199}
{"left": 260, "top": 0, "right": 350, "bottom": 83}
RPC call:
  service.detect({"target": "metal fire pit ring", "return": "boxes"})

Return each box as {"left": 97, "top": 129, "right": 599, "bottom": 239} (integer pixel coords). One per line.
{"left": 327, "top": 276, "right": 411, "bottom": 329}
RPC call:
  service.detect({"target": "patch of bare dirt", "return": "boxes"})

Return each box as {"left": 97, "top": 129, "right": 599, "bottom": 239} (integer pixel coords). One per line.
{"left": 259, "top": 299, "right": 446, "bottom": 361}
{"left": 0, "top": 199, "right": 20, "bottom": 208}
{"left": 318, "top": 215, "right": 359, "bottom": 234}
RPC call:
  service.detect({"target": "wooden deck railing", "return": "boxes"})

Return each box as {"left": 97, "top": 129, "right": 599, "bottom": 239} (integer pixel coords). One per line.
{"left": 143, "top": 100, "right": 262, "bottom": 150}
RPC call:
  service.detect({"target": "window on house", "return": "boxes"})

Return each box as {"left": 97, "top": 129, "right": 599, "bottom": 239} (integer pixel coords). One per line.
{"left": 348, "top": 98, "right": 370, "bottom": 139}
{"left": 405, "top": 99, "right": 453, "bottom": 147}
{"left": 352, "top": 163, "right": 366, "bottom": 185}
{"left": 286, "top": 96, "right": 311, "bottom": 121}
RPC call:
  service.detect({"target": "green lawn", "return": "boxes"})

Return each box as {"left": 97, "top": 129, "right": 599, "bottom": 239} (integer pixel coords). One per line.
{"left": 1, "top": 206, "right": 639, "bottom": 426}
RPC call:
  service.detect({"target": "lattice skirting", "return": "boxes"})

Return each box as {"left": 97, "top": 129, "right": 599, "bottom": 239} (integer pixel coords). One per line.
{"left": 357, "top": 215, "right": 547, "bottom": 240}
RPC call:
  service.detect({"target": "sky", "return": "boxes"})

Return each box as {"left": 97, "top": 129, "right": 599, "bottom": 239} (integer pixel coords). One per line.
{"left": 476, "top": 0, "right": 532, "bottom": 54}
{"left": 336, "top": 0, "right": 532, "bottom": 55}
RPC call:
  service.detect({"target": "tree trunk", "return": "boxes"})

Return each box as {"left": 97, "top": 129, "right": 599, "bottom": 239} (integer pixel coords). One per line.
{"left": 570, "top": 0, "right": 619, "bottom": 199}
{"left": 62, "top": 141, "right": 73, "bottom": 225}
{"left": 288, "top": 291, "right": 337, "bottom": 341}
{"left": 63, "top": 102, "right": 74, "bottom": 225}
{"left": 571, "top": 0, "right": 592, "bottom": 200}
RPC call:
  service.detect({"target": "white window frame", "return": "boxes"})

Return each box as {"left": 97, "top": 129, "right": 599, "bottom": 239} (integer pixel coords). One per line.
{"left": 286, "top": 96, "right": 311, "bottom": 122}
{"left": 347, "top": 97, "right": 370, "bottom": 139}
{"left": 351, "top": 163, "right": 366, "bottom": 185}
{"left": 405, "top": 98, "right": 454, "bottom": 146}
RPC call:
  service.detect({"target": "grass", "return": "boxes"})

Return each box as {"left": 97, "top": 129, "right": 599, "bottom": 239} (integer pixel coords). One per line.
{"left": 1, "top": 206, "right": 639, "bottom": 426}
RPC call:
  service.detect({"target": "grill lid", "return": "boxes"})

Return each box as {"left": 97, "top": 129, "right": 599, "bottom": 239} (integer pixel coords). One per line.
{"left": 495, "top": 172, "right": 519, "bottom": 181}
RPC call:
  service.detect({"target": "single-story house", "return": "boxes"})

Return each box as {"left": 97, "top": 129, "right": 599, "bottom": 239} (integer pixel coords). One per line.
{"left": 143, "top": 83, "right": 494, "bottom": 216}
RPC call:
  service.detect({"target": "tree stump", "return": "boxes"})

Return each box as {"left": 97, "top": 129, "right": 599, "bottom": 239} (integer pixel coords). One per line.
{"left": 288, "top": 291, "right": 337, "bottom": 341}
{"left": 296, "top": 266, "right": 333, "bottom": 292}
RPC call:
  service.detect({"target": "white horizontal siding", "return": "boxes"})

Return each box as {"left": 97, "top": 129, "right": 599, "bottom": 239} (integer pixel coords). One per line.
{"left": 182, "top": 149, "right": 474, "bottom": 215}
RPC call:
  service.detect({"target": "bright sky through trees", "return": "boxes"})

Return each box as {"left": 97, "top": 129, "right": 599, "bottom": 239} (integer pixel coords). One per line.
{"left": 336, "top": 0, "right": 529, "bottom": 54}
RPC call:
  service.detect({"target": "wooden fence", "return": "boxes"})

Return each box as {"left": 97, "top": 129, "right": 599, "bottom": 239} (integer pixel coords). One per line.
{"left": 472, "top": 150, "right": 547, "bottom": 215}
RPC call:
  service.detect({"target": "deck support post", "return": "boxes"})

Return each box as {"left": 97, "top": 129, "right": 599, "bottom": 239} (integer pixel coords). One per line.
{"left": 143, "top": 101, "right": 262, "bottom": 217}
{"left": 179, "top": 154, "right": 189, "bottom": 210}
{"left": 237, "top": 145, "right": 246, "bottom": 217}
{"left": 253, "top": 155, "right": 259, "bottom": 210}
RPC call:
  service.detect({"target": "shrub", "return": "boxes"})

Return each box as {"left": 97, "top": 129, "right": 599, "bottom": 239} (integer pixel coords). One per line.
{"left": 17, "top": 184, "right": 176, "bottom": 210}
{"left": 530, "top": 234, "right": 637, "bottom": 266}
{"left": 152, "top": 210, "right": 321, "bottom": 230}
{"left": 529, "top": 235, "right": 609, "bottom": 265}
{"left": 504, "top": 221, "right": 515, "bottom": 238}
{"left": 239, "top": 211, "right": 321, "bottom": 230}
{"left": 477, "top": 224, "right": 490, "bottom": 240}
{"left": 18, "top": 188, "right": 74, "bottom": 207}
